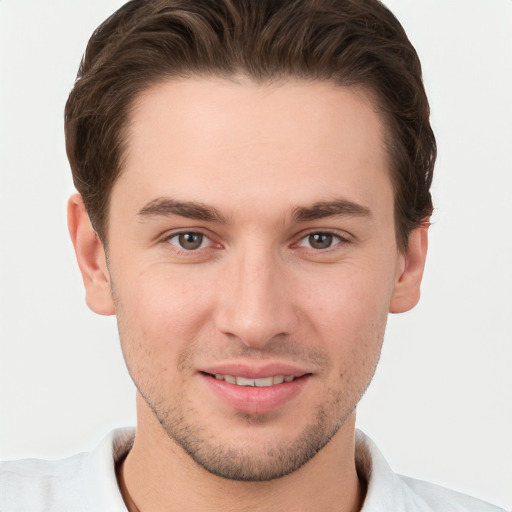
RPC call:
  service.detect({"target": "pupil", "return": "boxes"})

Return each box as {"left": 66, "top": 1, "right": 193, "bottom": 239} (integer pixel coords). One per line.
{"left": 179, "top": 233, "right": 203, "bottom": 250}
{"left": 310, "top": 233, "right": 332, "bottom": 249}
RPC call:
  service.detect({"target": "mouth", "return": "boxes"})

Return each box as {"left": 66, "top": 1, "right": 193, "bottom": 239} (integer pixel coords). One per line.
{"left": 199, "top": 369, "right": 311, "bottom": 414}
{"left": 202, "top": 372, "right": 299, "bottom": 387}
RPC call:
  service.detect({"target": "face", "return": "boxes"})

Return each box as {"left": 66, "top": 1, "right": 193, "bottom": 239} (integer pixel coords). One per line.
{"left": 77, "top": 79, "right": 424, "bottom": 481}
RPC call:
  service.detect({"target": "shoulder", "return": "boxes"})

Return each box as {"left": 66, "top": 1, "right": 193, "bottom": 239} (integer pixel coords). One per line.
{"left": 394, "top": 474, "right": 507, "bottom": 512}
{"left": 0, "top": 452, "right": 90, "bottom": 511}
{"left": 356, "top": 430, "right": 506, "bottom": 512}
{"left": 0, "top": 428, "right": 134, "bottom": 512}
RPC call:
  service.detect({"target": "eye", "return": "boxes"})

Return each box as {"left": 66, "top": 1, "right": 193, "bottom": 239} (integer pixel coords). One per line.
{"left": 298, "top": 232, "right": 344, "bottom": 250}
{"left": 167, "top": 232, "right": 210, "bottom": 251}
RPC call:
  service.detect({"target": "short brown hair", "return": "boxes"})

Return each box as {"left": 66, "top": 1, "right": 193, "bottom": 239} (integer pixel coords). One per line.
{"left": 65, "top": 0, "right": 436, "bottom": 250}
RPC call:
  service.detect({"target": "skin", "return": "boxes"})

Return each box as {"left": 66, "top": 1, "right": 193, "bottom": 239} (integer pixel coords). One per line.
{"left": 68, "top": 79, "right": 428, "bottom": 512}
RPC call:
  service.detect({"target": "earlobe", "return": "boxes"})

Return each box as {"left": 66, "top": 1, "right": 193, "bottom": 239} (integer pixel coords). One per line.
{"left": 67, "top": 193, "right": 115, "bottom": 316}
{"left": 389, "top": 223, "right": 429, "bottom": 314}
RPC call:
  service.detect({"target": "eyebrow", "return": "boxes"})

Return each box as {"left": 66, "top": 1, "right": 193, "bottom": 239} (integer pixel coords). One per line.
{"left": 292, "top": 199, "right": 372, "bottom": 223}
{"left": 138, "top": 197, "right": 228, "bottom": 223}
{"left": 137, "top": 196, "right": 371, "bottom": 224}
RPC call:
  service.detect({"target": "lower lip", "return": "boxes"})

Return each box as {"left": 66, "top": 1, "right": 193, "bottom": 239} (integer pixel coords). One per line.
{"left": 201, "top": 374, "right": 310, "bottom": 414}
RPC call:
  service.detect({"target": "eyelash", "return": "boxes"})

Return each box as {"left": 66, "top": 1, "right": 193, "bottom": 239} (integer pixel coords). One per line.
{"left": 295, "top": 231, "right": 349, "bottom": 251}
{"left": 163, "top": 229, "right": 350, "bottom": 254}
{"left": 165, "top": 231, "right": 217, "bottom": 254}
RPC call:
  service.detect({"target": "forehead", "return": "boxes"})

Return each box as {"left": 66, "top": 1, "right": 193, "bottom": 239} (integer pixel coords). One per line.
{"left": 114, "top": 78, "right": 393, "bottom": 222}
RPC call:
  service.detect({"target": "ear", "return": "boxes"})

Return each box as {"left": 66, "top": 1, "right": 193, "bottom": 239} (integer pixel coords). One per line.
{"left": 389, "top": 223, "right": 429, "bottom": 314}
{"left": 67, "top": 193, "right": 115, "bottom": 315}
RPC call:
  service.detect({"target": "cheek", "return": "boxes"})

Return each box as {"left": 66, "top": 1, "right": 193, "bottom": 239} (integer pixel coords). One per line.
{"left": 118, "top": 268, "right": 213, "bottom": 330}
{"left": 302, "top": 261, "right": 394, "bottom": 330}
{"left": 299, "top": 262, "right": 393, "bottom": 374}
{"left": 113, "top": 270, "right": 215, "bottom": 380}
{"left": 316, "top": 289, "right": 387, "bottom": 403}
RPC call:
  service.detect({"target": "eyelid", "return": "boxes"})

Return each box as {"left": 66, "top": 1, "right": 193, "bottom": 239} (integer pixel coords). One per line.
{"left": 294, "top": 229, "right": 352, "bottom": 249}
{"left": 162, "top": 228, "right": 222, "bottom": 253}
{"left": 159, "top": 227, "right": 352, "bottom": 254}
{"left": 167, "top": 232, "right": 210, "bottom": 250}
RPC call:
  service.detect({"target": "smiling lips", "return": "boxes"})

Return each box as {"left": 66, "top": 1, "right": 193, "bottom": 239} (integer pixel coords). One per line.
{"left": 212, "top": 374, "right": 296, "bottom": 386}
{"left": 201, "top": 366, "right": 311, "bottom": 414}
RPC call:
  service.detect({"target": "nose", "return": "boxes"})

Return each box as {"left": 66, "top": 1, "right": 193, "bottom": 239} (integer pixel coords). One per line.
{"left": 214, "top": 248, "right": 299, "bottom": 349}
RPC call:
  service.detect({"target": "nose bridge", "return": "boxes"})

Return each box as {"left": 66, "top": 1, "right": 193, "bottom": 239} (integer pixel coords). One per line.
{"left": 215, "top": 242, "right": 297, "bottom": 347}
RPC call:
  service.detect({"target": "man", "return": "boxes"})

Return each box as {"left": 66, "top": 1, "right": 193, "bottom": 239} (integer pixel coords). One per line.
{"left": 0, "top": 1, "right": 508, "bottom": 511}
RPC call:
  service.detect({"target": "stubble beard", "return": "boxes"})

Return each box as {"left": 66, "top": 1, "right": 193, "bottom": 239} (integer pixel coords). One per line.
{"left": 113, "top": 283, "right": 384, "bottom": 482}
{"left": 138, "top": 380, "right": 359, "bottom": 482}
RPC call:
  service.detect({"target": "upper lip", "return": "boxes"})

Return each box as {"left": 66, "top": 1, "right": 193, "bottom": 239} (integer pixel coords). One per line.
{"left": 199, "top": 362, "right": 311, "bottom": 379}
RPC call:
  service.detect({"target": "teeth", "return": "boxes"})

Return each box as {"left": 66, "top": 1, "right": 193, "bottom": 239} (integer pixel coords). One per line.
{"left": 256, "top": 377, "right": 274, "bottom": 387}
{"left": 213, "top": 374, "right": 296, "bottom": 387}
{"left": 236, "top": 376, "right": 257, "bottom": 386}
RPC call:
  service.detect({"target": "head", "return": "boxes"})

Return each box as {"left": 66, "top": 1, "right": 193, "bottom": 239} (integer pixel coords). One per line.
{"left": 66, "top": 0, "right": 434, "bottom": 483}
{"left": 65, "top": 0, "right": 435, "bottom": 252}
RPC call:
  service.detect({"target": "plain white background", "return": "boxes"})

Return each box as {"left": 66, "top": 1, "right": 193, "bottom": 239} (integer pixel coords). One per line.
{"left": 0, "top": 1, "right": 511, "bottom": 509}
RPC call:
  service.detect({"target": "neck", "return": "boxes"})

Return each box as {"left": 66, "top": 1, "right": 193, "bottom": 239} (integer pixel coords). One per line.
{"left": 118, "top": 397, "right": 365, "bottom": 512}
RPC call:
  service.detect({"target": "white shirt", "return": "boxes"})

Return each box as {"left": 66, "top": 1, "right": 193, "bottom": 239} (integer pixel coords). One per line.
{"left": 0, "top": 429, "right": 506, "bottom": 512}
